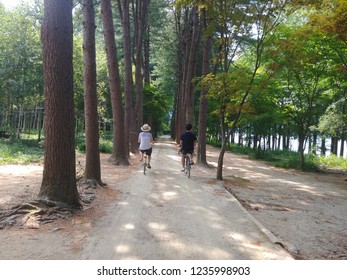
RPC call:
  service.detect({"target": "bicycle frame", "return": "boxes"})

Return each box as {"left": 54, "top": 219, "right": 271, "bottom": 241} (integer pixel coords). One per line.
{"left": 185, "top": 153, "right": 191, "bottom": 178}
{"left": 143, "top": 154, "right": 148, "bottom": 175}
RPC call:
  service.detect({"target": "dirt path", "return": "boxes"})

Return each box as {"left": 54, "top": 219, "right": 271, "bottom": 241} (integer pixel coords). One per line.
{"left": 78, "top": 136, "right": 291, "bottom": 259}
{"left": 0, "top": 136, "right": 346, "bottom": 260}
{"left": 213, "top": 148, "right": 347, "bottom": 260}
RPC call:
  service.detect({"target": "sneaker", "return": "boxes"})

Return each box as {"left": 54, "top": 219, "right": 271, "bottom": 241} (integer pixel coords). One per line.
{"left": 181, "top": 169, "right": 185, "bottom": 172}
{"left": 148, "top": 165, "right": 151, "bottom": 169}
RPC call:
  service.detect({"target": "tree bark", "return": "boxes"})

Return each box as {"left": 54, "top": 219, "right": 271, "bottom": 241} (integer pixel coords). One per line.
{"left": 298, "top": 132, "right": 305, "bottom": 170}
{"left": 100, "top": 0, "right": 129, "bottom": 165}
{"left": 340, "top": 133, "right": 345, "bottom": 157}
{"left": 183, "top": 8, "right": 201, "bottom": 124}
{"left": 83, "top": 0, "right": 103, "bottom": 185}
{"left": 143, "top": 24, "right": 151, "bottom": 84}
{"left": 40, "top": 0, "right": 80, "bottom": 207}
{"left": 174, "top": 8, "right": 186, "bottom": 142}
{"left": 197, "top": 9, "right": 212, "bottom": 166}
{"left": 331, "top": 136, "right": 338, "bottom": 155}
{"left": 216, "top": 113, "right": 227, "bottom": 180}
{"left": 118, "top": 0, "right": 134, "bottom": 155}
{"left": 134, "top": 0, "right": 150, "bottom": 149}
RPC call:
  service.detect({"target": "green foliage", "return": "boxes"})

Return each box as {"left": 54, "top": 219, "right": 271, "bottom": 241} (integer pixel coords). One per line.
{"left": 143, "top": 83, "right": 172, "bottom": 135}
{"left": 202, "top": 70, "right": 250, "bottom": 120}
{"left": 319, "top": 154, "right": 347, "bottom": 170}
{"left": 1, "top": 0, "right": 346, "bottom": 170}
{"left": 0, "top": 138, "right": 43, "bottom": 164}
{"left": 273, "top": 153, "right": 320, "bottom": 172}
{"left": 76, "top": 134, "right": 111, "bottom": 154}
{"left": 75, "top": 136, "right": 86, "bottom": 153}
{"left": 75, "top": 135, "right": 113, "bottom": 154}
{"left": 0, "top": 2, "right": 44, "bottom": 131}
{"left": 317, "top": 99, "right": 347, "bottom": 137}
{"left": 99, "top": 138, "right": 113, "bottom": 154}
{"left": 226, "top": 143, "right": 323, "bottom": 172}
{"left": 231, "top": 143, "right": 347, "bottom": 172}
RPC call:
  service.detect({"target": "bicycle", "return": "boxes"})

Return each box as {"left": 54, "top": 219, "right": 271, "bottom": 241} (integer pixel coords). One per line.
{"left": 143, "top": 154, "right": 148, "bottom": 175}
{"left": 179, "top": 149, "right": 192, "bottom": 178}
{"left": 184, "top": 153, "right": 192, "bottom": 178}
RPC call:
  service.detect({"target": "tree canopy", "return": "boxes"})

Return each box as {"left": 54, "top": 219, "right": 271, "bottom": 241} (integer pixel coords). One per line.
{"left": 1, "top": 0, "right": 346, "bottom": 184}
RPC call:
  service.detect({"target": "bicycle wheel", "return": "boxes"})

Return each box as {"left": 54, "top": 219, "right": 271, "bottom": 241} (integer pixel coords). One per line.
{"left": 184, "top": 156, "right": 188, "bottom": 174}
{"left": 143, "top": 156, "right": 147, "bottom": 175}
{"left": 186, "top": 156, "right": 190, "bottom": 178}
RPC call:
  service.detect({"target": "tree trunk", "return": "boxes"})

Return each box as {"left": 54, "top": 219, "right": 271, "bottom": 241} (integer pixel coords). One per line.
{"left": 331, "top": 136, "right": 338, "bottom": 155}
{"left": 183, "top": 8, "right": 200, "bottom": 124}
{"left": 174, "top": 9, "right": 185, "bottom": 143}
{"left": 321, "top": 136, "right": 326, "bottom": 156}
{"left": 340, "top": 100, "right": 346, "bottom": 157}
{"left": 83, "top": 0, "right": 103, "bottom": 185}
{"left": 340, "top": 134, "right": 345, "bottom": 157}
{"left": 216, "top": 113, "right": 227, "bottom": 180}
{"left": 118, "top": 0, "right": 134, "bottom": 156}
{"left": 133, "top": 0, "right": 150, "bottom": 153}
{"left": 197, "top": 16, "right": 212, "bottom": 166}
{"left": 298, "top": 133, "right": 305, "bottom": 170}
{"left": 39, "top": 0, "right": 80, "bottom": 207}
{"left": 312, "top": 131, "right": 317, "bottom": 155}
{"left": 216, "top": 142, "right": 226, "bottom": 180}
{"left": 277, "top": 130, "right": 281, "bottom": 150}
{"left": 101, "top": 0, "right": 129, "bottom": 165}
{"left": 176, "top": 87, "right": 185, "bottom": 143}
{"left": 143, "top": 24, "right": 150, "bottom": 84}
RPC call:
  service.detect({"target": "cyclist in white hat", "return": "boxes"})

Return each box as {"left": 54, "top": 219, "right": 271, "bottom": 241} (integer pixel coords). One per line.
{"left": 138, "top": 124, "right": 154, "bottom": 168}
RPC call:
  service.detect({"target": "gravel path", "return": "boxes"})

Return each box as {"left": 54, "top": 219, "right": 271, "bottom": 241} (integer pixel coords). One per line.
{"left": 2, "top": 136, "right": 345, "bottom": 260}
{"left": 79, "top": 136, "right": 292, "bottom": 260}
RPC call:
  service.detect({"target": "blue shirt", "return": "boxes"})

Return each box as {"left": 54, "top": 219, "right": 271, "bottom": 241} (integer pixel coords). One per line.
{"left": 138, "top": 132, "right": 153, "bottom": 150}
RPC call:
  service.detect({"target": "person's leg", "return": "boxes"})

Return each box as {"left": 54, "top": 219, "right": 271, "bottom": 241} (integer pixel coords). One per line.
{"left": 148, "top": 156, "right": 151, "bottom": 168}
{"left": 181, "top": 154, "right": 185, "bottom": 171}
{"left": 147, "top": 148, "right": 152, "bottom": 168}
{"left": 190, "top": 152, "right": 194, "bottom": 165}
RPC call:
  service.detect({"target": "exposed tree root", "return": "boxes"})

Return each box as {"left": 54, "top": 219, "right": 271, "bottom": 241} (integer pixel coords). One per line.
{"left": 108, "top": 156, "right": 130, "bottom": 166}
{"left": 0, "top": 199, "right": 78, "bottom": 230}
{"left": 85, "top": 178, "right": 107, "bottom": 189}
{"left": 0, "top": 180, "right": 99, "bottom": 230}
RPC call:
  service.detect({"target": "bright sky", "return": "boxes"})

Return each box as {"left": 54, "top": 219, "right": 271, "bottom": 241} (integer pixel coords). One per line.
{"left": 0, "top": 0, "right": 32, "bottom": 9}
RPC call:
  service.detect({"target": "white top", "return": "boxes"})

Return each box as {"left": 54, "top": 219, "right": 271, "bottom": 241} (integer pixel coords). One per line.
{"left": 138, "top": 131, "right": 153, "bottom": 150}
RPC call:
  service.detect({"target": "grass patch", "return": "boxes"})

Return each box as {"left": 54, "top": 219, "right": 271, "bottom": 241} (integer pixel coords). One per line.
{"left": 75, "top": 135, "right": 113, "bottom": 154}
{"left": 1, "top": 133, "right": 113, "bottom": 165}
{"left": 0, "top": 139, "right": 44, "bottom": 164}
{"left": 318, "top": 155, "right": 347, "bottom": 170}
{"left": 99, "top": 138, "right": 113, "bottom": 153}
{"left": 208, "top": 141, "right": 346, "bottom": 172}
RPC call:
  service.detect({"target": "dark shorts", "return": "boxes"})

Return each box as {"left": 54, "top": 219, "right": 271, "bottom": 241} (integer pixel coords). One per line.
{"left": 140, "top": 147, "right": 152, "bottom": 156}
{"left": 181, "top": 149, "right": 193, "bottom": 155}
